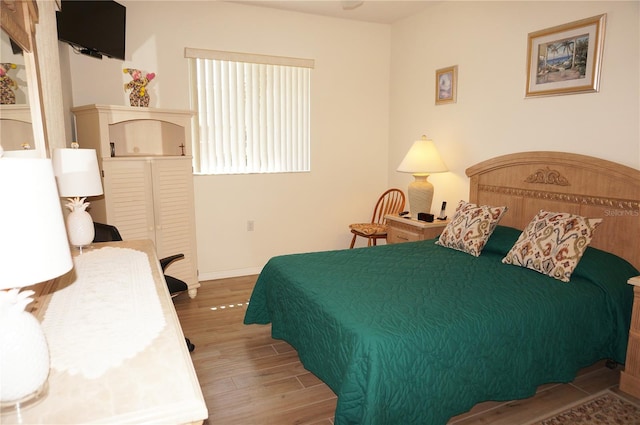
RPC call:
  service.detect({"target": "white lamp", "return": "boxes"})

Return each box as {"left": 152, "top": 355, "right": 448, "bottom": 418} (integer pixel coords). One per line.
{"left": 0, "top": 156, "right": 73, "bottom": 409}
{"left": 52, "top": 147, "right": 103, "bottom": 250}
{"left": 397, "top": 135, "right": 448, "bottom": 217}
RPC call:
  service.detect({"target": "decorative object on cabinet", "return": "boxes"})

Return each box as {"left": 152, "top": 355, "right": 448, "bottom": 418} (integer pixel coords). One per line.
{"left": 0, "top": 62, "right": 18, "bottom": 104}
{"left": 349, "top": 188, "right": 405, "bottom": 248}
{"left": 526, "top": 14, "right": 606, "bottom": 97}
{"left": 435, "top": 65, "right": 457, "bottom": 105}
{"left": 397, "top": 135, "right": 448, "bottom": 217}
{"left": 123, "top": 68, "right": 156, "bottom": 107}
{"left": 71, "top": 104, "right": 200, "bottom": 298}
{"left": 52, "top": 147, "right": 104, "bottom": 251}
{"left": 0, "top": 157, "right": 73, "bottom": 410}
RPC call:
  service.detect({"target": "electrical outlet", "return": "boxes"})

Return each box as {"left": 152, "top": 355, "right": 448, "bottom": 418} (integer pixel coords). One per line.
{"left": 247, "top": 220, "right": 255, "bottom": 231}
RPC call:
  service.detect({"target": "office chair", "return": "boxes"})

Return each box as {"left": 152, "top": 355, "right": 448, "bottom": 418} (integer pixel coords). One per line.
{"left": 93, "top": 222, "right": 195, "bottom": 352}
{"left": 349, "top": 188, "right": 406, "bottom": 248}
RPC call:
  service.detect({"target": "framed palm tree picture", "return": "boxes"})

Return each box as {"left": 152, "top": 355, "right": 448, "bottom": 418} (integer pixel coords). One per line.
{"left": 526, "top": 14, "right": 606, "bottom": 97}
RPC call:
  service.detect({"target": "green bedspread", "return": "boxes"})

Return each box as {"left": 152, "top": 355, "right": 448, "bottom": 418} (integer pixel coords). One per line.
{"left": 244, "top": 226, "right": 637, "bottom": 425}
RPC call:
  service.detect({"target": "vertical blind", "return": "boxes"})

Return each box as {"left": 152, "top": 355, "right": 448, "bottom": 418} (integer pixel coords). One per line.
{"left": 185, "top": 48, "right": 314, "bottom": 175}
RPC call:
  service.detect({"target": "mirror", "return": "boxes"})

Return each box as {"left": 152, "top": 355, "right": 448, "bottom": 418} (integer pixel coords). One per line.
{"left": 0, "top": 28, "right": 35, "bottom": 152}
{"left": 0, "top": 0, "right": 45, "bottom": 157}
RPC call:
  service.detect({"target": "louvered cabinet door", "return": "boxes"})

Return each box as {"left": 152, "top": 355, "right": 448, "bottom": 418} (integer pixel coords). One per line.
{"left": 102, "top": 159, "right": 155, "bottom": 242}
{"left": 150, "top": 157, "right": 199, "bottom": 294}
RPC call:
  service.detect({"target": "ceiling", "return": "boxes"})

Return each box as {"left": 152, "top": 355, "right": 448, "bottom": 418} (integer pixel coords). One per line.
{"left": 227, "top": 1, "right": 437, "bottom": 24}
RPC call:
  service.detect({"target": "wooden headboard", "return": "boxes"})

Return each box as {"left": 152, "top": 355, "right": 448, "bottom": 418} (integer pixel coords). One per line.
{"left": 466, "top": 151, "right": 640, "bottom": 271}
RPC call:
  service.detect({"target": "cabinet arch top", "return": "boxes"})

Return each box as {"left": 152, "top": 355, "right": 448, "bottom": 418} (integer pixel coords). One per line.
{"left": 71, "top": 104, "right": 195, "bottom": 127}
{"left": 72, "top": 104, "right": 195, "bottom": 158}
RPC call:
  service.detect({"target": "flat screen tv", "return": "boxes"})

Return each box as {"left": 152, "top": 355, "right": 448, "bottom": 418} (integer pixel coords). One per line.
{"left": 56, "top": 0, "right": 126, "bottom": 60}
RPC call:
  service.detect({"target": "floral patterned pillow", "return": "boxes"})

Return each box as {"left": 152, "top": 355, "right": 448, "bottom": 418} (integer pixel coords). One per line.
{"left": 502, "top": 210, "right": 602, "bottom": 282}
{"left": 436, "top": 200, "right": 508, "bottom": 257}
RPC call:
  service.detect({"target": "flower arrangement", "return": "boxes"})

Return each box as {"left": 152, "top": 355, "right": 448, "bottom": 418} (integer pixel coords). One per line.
{"left": 123, "top": 68, "right": 156, "bottom": 107}
{"left": 0, "top": 63, "right": 18, "bottom": 105}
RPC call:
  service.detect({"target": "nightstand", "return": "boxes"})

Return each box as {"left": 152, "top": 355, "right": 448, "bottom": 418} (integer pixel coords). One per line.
{"left": 620, "top": 275, "right": 640, "bottom": 399}
{"left": 385, "top": 214, "right": 449, "bottom": 244}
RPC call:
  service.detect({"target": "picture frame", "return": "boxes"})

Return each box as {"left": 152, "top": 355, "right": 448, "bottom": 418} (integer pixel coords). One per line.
{"left": 435, "top": 65, "right": 457, "bottom": 105}
{"left": 525, "top": 14, "right": 606, "bottom": 98}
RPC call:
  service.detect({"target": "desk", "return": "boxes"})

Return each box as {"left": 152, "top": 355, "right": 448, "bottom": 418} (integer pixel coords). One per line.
{"left": 2, "top": 240, "right": 207, "bottom": 424}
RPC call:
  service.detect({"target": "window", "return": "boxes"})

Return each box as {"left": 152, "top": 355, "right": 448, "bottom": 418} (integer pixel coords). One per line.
{"left": 186, "top": 48, "right": 314, "bottom": 175}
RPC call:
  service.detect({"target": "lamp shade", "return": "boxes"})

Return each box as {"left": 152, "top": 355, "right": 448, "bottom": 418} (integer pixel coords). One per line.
{"left": 52, "top": 149, "right": 103, "bottom": 197}
{"left": 0, "top": 158, "right": 73, "bottom": 289}
{"left": 397, "top": 136, "right": 448, "bottom": 174}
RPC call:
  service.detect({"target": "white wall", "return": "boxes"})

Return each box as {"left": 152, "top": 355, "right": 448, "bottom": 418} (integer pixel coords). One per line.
{"left": 62, "top": 1, "right": 639, "bottom": 280}
{"left": 389, "top": 1, "right": 640, "bottom": 217}
{"left": 63, "top": 1, "right": 392, "bottom": 279}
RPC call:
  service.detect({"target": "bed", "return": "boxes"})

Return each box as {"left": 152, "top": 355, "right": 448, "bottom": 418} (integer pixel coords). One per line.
{"left": 244, "top": 151, "right": 640, "bottom": 425}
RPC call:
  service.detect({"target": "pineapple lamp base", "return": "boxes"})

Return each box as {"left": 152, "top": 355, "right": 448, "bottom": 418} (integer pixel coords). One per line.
{"left": 0, "top": 382, "right": 48, "bottom": 413}
{"left": 0, "top": 289, "right": 51, "bottom": 412}
{"left": 65, "top": 198, "right": 96, "bottom": 252}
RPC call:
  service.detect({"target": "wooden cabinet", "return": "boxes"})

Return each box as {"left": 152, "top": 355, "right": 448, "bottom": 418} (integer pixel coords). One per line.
{"left": 72, "top": 104, "right": 200, "bottom": 298}
{"left": 385, "top": 214, "right": 448, "bottom": 244}
{"left": 620, "top": 276, "right": 640, "bottom": 398}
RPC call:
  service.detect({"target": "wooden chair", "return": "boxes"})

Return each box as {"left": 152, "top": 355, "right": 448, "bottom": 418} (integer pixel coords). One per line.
{"left": 349, "top": 188, "right": 405, "bottom": 248}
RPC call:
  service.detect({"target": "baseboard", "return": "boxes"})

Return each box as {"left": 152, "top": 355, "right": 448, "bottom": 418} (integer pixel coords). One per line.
{"left": 198, "top": 266, "right": 263, "bottom": 281}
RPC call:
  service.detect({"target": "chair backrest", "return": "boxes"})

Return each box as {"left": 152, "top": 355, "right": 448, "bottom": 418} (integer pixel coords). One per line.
{"left": 93, "top": 222, "right": 123, "bottom": 243}
{"left": 370, "top": 188, "right": 405, "bottom": 225}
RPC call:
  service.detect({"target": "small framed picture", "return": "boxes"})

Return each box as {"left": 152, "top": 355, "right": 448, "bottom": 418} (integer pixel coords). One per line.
{"left": 525, "top": 14, "right": 606, "bottom": 97}
{"left": 435, "top": 65, "right": 457, "bottom": 105}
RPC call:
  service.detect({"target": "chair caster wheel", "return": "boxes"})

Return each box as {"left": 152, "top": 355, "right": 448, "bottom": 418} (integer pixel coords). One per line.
{"left": 186, "top": 338, "right": 195, "bottom": 352}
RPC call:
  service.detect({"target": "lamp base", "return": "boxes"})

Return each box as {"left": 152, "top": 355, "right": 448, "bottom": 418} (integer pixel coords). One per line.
{"left": 0, "top": 289, "right": 51, "bottom": 412}
{"left": 407, "top": 174, "right": 434, "bottom": 218}
{"left": 0, "top": 381, "right": 48, "bottom": 413}
{"left": 66, "top": 207, "right": 95, "bottom": 250}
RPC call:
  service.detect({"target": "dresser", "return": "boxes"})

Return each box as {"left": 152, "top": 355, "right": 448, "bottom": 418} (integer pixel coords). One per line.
{"left": 620, "top": 275, "right": 640, "bottom": 399}
{"left": 385, "top": 214, "right": 448, "bottom": 244}
{"left": 1, "top": 240, "right": 208, "bottom": 424}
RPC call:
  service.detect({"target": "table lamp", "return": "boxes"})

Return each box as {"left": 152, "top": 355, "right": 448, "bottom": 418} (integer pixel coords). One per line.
{"left": 52, "top": 147, "right": 103, "bottom": 250}
{"left": 0, "top": 155, "right": 73, "bottom": 410}
{"left": 397, "top": 135, "right": 448, "bottom": 217}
